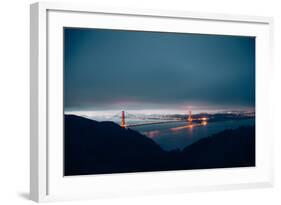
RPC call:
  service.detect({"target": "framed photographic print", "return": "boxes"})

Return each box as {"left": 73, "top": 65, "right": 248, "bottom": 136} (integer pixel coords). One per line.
{"left": 30, "top": 2, "right": 274, "bottom": 202}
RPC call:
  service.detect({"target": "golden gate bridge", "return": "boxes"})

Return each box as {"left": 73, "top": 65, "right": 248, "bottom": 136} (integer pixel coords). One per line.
{"left": 120, "top": 110, "right": 208, "bottom": 128}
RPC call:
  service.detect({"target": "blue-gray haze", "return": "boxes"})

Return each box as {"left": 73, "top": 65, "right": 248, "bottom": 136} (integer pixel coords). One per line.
{"left": 64, "top": 28, "right": 255, "bottom": 112}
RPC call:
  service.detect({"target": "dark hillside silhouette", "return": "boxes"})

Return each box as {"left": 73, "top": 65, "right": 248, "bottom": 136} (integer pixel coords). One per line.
{"left": 64, "top": 115, "right": 166, "bottom": 175}
{"left": 181, "top": 127, "right": 255, "bottom": 169}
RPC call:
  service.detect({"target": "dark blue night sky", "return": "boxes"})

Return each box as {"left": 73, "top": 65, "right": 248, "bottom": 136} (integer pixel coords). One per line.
{"left": 64, "top": 28, "right": 255, "bottom": 112}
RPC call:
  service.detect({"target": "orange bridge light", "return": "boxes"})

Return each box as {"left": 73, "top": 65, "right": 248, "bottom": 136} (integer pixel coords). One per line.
{"left": 188, "top": 110, "right": 193, "bottom": 123}
{"left": 121, "top": 110, "right": 126, "bottom": 128}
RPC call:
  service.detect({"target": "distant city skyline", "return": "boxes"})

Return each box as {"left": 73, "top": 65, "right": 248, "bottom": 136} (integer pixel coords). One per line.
{"left": 64, "top": 28, "right": 255, "bottom": 113}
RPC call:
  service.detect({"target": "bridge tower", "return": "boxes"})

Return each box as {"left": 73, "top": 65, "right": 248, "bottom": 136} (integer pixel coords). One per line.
{"left": 188, "top": 110, "right": 193, "bottom": 123}
{"left": 121, "top": 110, "right": 126, "bottom": 128}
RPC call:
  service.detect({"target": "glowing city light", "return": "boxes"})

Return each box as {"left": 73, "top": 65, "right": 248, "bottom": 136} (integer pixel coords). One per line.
{"left": 201, "top": 121, "right": 208, "bottom": 126}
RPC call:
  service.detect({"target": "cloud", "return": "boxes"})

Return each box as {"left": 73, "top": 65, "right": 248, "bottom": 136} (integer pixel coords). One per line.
{"left": 64, "top": 28, "right": 255, "bottom": 111}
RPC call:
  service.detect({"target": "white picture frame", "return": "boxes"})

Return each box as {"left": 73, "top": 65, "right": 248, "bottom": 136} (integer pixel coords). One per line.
{"left": 30, "top": 2, "right": 274, "bottom": 202}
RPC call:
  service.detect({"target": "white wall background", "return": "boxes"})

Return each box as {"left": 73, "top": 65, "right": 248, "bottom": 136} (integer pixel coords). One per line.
{"left": 0, "top": 0, "right": 280, "bottom": 204}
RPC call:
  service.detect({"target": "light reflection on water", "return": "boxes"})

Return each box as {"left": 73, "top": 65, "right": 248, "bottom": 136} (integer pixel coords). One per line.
{"left": 143, "top": 130, "right": 161, "bottom": 138}
{"left": 132, "top": 119, "right": 255, "bottom": 151}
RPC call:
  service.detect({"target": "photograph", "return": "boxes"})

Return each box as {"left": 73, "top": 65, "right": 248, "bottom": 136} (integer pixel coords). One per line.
{"left": 63, "top": 27, "right": 255, "bottom": 176}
